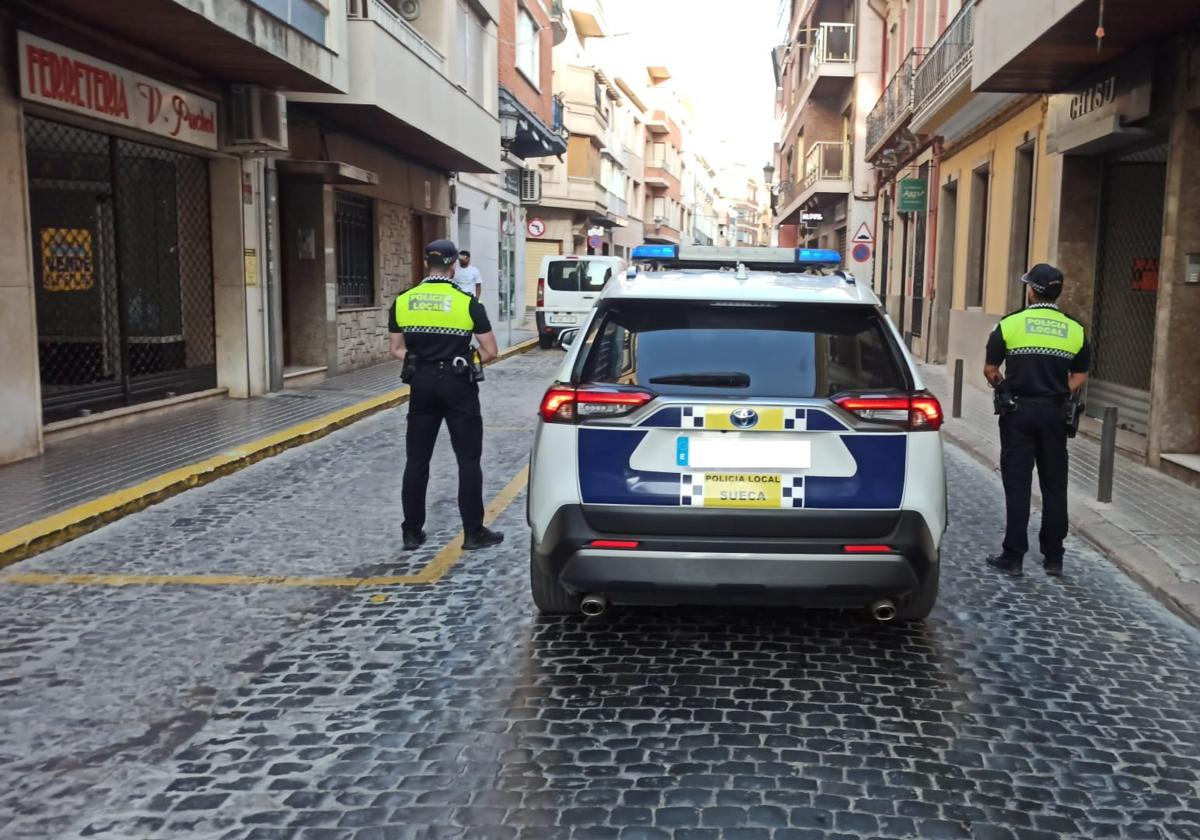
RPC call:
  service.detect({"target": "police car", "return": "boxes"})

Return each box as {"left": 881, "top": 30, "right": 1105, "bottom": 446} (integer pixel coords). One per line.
{"left": 527, "top": 244, "right": 946, "bottom": 622}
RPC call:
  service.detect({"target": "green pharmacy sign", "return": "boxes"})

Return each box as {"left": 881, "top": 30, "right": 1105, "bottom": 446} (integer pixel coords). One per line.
{"left": 898, "top": 178, "right": 928, "bottom": 213}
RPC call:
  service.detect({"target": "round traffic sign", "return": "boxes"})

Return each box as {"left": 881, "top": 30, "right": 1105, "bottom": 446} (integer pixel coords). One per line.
{"left": 527, "top": 217, "right": 546, "bottom": 237}
{"left": 588, "top": 234, "right": 603, "bottom": 249}
{"left": 852, "top": 243, "right": 872, "bottom": 263}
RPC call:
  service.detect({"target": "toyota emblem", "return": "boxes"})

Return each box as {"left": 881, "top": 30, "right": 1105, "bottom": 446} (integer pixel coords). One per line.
{"left": 730, "top": 408, "right": 759, "bottom": 429}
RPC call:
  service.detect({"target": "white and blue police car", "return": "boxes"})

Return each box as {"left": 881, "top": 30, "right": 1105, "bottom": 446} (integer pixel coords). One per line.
{"left": 527, "top": 244, "right": 946, "bottom": 622}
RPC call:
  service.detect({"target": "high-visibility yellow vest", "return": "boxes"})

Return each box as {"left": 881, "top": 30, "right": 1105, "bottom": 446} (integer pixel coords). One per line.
{"left": 999, "top": 305, "right": 1085, "bottom": 359}
{"left": 394, "top": 281, "right": 475, "bottom": 336}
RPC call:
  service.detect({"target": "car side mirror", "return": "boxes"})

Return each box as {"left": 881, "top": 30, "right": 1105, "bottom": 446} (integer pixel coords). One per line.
{"left": 557, "top": 328, "right": 580, "bottom": 350}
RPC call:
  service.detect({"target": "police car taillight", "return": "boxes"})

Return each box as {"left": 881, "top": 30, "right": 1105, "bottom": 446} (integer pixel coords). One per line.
{"left": 834, "top": 393, "right": 943, "bottom": 431}
{"left": 539, "top": 386, "right": 653, "bottom": 424}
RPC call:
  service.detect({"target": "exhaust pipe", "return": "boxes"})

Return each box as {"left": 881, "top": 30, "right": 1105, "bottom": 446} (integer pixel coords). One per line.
{"left": 869, "top": 598, "right": 897, "bottom": 622}
{"left": 580, "top": 594, "right": 607, "bottom": 617}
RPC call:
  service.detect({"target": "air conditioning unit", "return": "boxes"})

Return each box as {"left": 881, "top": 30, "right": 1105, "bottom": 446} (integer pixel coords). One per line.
{"left": 227, "top": 85, "right": 288, "bottom": 152}
{"left": 653, "top": 216, "right": 666, "bottom": 225}
{"left": 520, "top": 169, "right": 542, "bottom": 203}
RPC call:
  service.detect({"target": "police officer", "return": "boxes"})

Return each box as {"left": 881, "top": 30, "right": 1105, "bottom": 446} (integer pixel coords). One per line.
{"left": 389, "top": 239, "right": 504, "bottom": 552}
{"left": 984, "top": 264, "right": 1091, "bottom": 577}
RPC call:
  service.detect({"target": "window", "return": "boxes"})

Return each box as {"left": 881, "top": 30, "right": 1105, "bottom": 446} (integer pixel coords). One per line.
{"left": 335, "top": 192, "right": 374, "bottom": 308}
{"left": 545, "top": 259, "right": 615, "bottom": 292}
{"left": 651, "top": 142, "right": 666, "bottom": 168}
{"left": 516, "top": 7, "right": 539, "bottom": 86}
{"left": 581, "top": 301, "right": 908, "bottom": 399}
{"left": 251, "top": 0, "right": 326, "bottom": 44}
{"left": 454, "top": 3, "right": 486, "bottom": 103}
{"left": 965, "top": 164, "right": 990, "bottom": 308}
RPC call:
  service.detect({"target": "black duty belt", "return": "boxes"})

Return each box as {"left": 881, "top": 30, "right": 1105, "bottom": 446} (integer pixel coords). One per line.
{"left": 1017, "top": 395, "right": 1066, "bottom": 406}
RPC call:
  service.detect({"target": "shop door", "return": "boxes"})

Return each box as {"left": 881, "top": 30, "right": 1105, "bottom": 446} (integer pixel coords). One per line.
{"left": 525, "top": 239, "right": 562, "bottom": 311}
{"left": 26, "top": 117, "right": 216, "bottom": 422}
{"left": 1087, "top": 144, "right": 1167, "bottom": 434}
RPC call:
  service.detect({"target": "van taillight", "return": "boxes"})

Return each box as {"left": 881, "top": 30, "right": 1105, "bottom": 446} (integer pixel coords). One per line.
{"left": 537, "top": 278, "right": 545, "bottom": 307}
{"left": 834, "top": 393, "right": 944, "bottom": 431}
{"left": 539, "top": 386, "right": 653, "bottom": 424}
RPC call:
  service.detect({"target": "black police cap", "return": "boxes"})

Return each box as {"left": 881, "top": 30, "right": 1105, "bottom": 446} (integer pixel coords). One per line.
{"left": 1021, "top": 263, "right": 1064, "bottom": 297}
{"left": 425, "top": 239, "right": 458, "bottom": 265}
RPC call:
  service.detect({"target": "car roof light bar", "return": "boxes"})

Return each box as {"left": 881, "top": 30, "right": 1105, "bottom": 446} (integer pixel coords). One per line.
{"left": 630, "top": 243, "right": 843, "bottom": 270}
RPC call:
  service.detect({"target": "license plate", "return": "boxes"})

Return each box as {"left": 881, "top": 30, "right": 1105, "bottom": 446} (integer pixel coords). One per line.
{"left": 680, "top": 472, "right": 801, "bottom": 509}
{"left": 550, "top": 313, "right": 579, "bottom": 324}
{"left": 676, "top": 436, "right": 811, "bottom": 470}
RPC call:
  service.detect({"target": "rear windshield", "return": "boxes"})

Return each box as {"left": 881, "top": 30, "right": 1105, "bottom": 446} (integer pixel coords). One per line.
{"left": 579, "top": 300, "right": 908, "bottom": 398}
{"left": 547, "top": 260, "right": 616, "bottom": 293}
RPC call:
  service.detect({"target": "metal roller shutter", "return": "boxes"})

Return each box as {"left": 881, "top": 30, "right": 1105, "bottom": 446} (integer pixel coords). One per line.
{"left": 525, "top": 239, "right": 562, "bottom": 310}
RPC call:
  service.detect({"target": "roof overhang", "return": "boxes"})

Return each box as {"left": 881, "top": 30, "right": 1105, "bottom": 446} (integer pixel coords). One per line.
{"left": 972, "top": 0, "right": 1200, "bottom": 92}
{"left": 276, "top": 160, "right": 379, "bottom": 185}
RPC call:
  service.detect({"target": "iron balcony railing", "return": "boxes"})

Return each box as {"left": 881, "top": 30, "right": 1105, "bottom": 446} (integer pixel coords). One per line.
{"left": 552, "top": 94, "right": 565, "bottom": 134}
{"left": 803, "top": 141, "right": 850, "bottom": 189}
{"left": 866, "top": 48, "right": 926, "bottom": 154}
{"left": 808, "top": 22, "right": 856, "bottom": 77}
{"left": 347, "top": 0, "right": 445, "bottom": 68}
{"left": 912, "top": 0, "right": 975, "bottom": 119}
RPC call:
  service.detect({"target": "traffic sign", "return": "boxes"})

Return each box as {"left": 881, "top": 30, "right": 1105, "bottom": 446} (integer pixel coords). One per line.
{"left": 852, "top": 222, "right": 873, "bottom": 243}
{"left": 527, "top": 217, "right": 546, "bottom": 237}
{"left": 588, "top": 234, "right": 603, "bottom": 249}
{"left": 852, "top": 243, "right": 872, "bottom": 263}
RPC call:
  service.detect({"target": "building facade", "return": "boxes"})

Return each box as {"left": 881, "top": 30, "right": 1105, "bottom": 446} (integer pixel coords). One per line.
{"left": 0, "top": 0, "right": 347, "bottom": 465}
{"left": 772, "top": 0, "right": 882, "bottom": 283}
{"left": 970, "top": 0, "right": 1200, "bottom": 483}
{"left": 285, "top": 0, "right": 502, "bottom": 377}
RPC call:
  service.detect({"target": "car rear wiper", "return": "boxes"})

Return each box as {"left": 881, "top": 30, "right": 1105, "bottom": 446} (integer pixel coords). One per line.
{"left": 648, "top": 372, "right": 751, "bottom": 387}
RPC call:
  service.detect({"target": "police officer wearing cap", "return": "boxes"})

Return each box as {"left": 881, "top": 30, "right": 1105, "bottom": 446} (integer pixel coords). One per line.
{"left": 984, "top": 264, "right": 1091, "bottom": 577}
{"left": 389, "top": 239, "right": 504, "bottom": 552}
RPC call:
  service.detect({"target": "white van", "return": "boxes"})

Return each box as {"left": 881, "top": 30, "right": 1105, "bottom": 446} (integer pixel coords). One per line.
{"left": 535, "top": 255, "right": 625, "bottom": 349}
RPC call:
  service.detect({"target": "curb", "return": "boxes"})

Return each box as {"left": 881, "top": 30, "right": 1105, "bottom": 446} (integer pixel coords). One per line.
{"left": 0, "top": 339, "right": 541, "bottom": 569}
{"left": 941, "top": 424, "right": 1200, "bottom": 630}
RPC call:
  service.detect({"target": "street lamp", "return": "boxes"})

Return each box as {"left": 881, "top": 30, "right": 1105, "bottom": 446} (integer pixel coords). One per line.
{"left": 762, "top": 162, "right": 775, "bottom": 186}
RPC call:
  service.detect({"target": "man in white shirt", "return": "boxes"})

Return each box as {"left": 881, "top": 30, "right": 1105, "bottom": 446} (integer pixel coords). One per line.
{"left": 454, "top": 250, "right": 483, "bottom": 298}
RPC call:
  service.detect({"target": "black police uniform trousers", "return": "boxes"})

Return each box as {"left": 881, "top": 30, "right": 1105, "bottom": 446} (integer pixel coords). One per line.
{"left": 401, "top": 364, "right": 485, "bottom": 535}
{"left": 998, "top": 401, "right": 1069, "bottom": 562}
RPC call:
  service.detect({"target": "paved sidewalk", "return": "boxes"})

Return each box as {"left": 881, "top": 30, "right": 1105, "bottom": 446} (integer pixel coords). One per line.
{"left": 0, "top": 340, "right": 538, "bottom": 563}
{"left": 921, "top": 362, "right": 1200, "bottom": 626}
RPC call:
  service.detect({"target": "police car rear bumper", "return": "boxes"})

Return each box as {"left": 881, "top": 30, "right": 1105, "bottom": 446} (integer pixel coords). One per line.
{"left": 531, "top": 505, "right": 937, "bottom": 607}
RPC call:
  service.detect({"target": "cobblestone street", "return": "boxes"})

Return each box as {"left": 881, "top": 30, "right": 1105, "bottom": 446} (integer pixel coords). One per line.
{"left": 1, "top": 351, "right": 1198, "bottom": 840}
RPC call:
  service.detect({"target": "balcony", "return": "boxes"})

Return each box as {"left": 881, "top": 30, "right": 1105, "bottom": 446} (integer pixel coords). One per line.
{"left": 644, "top": 221, "right": 681, "bottom": 244}
{"left": 540, "top": 175, "right": 608, "bottom": 213}
{"left": 606, "top": 191, "right": 628, "bottom": 219}
{"left": 35, "top": 0, "right": 344, "bottom": 92}
{"left": 563, "top": 67, "right": 609, "bottom": 139}
{"left": 290, "top": 0, "right": 499, "bottom": 172}
{"left": 806, "top": 23, "right": 856, "bottom": 93}
{"left": 866, "top": 49, "right": 926, "bottom": 160}
{"left": 911, "top": 2, "right": 975, "bottom": 132}
{"left": 550, "top": 0, "right": 569, "bottom": 46}
{"left": 645, "top": 160, "right": 680, "bottom": 191}
{"left": 771, "top": 142, "right": 850, "bottom": 226}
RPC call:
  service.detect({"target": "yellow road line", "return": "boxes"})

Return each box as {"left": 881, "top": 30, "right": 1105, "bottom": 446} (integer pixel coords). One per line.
{"left": 0, "top": 465, "right": 530, "bottom": 588}
{"left": 0, "top": 339, "right": 539, "bottom": 568}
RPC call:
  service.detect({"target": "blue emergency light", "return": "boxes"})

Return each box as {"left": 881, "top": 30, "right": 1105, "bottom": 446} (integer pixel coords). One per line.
{"left": 796, "top": 248, "right": 841, "bottom": 265}
{"left": 631, "top": 244, "right": 679, "bottom": 260}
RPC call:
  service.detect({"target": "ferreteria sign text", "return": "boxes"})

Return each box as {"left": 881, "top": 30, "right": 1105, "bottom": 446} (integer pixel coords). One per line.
{"left": 18, "top": 32, "right": 218, "bottom": 151}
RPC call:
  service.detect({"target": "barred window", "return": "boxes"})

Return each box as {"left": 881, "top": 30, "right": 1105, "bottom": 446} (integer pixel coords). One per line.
{"left": 335, "top": 192, "right": 374, "bottom": 308}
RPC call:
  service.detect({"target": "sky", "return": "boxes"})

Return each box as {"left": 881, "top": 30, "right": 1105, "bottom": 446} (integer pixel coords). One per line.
{"left": 603, "top": 0, "right": 784, "bottom": 175}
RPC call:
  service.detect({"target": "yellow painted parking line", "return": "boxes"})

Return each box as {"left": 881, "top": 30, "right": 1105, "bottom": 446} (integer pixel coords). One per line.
{"left": 0, "top": 339, "right": 539, "bottom": 568}
{"left": 0, "top": 465, "right": 530, "bottom": 588}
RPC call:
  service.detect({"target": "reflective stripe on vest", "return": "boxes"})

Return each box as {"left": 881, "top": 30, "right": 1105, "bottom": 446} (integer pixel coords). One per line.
{"left": 394, "top": 282, "right": 474, "bottom": 336}
{"left": 999, "top": 306, "right": 1085, "bottom": 359}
